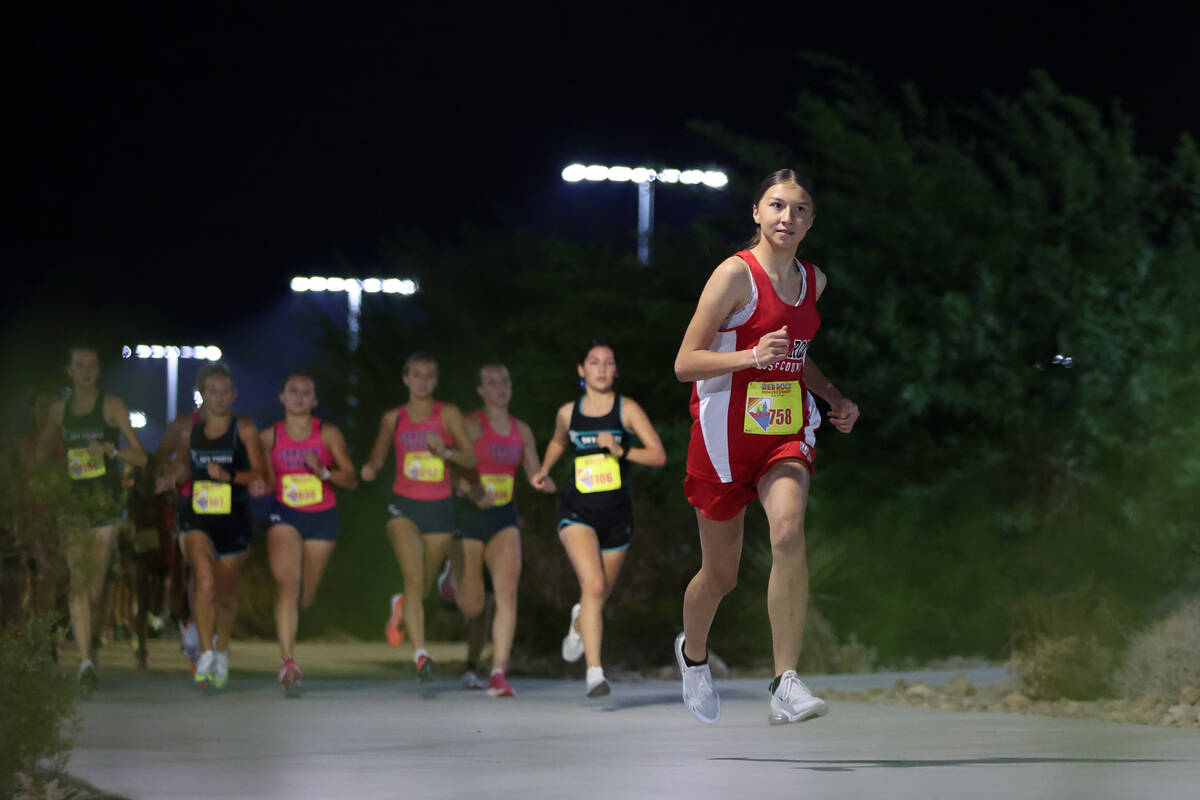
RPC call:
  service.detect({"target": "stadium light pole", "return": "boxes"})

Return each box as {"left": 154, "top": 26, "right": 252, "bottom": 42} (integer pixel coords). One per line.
{"left": 289, "top": 276, "right": 419, "bottom": 413}
{"left": 561, "top": 164, "right": 728, "bottom": 264}
{"left": 121, "top": 344, "right": 223, "bottom": 423}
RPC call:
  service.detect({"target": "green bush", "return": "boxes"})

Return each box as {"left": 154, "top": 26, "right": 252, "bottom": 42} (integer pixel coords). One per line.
{"left": 0, "top": 615, "right": 78, "bottom": 797}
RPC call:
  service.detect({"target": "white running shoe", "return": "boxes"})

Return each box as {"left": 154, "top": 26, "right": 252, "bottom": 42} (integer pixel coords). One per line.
{"left": 674, "top": 633, "right": 720, "bottom": 724}
{"left": 768, "top": 669, "right": 828, "bottom": 725}
{"left": 212, "top": 651, "right": 230, "bottom": 689}
{"left": 194, "top": 650, "right": 215, "bottom": 686}
{"left": 561, "top": 603, "right": 584, "bottom": 662}
{"left": 461, "top": 670, "right": 485, "bottom": 690}
{"left": 585, "top": 666, "right": 610, "bottom": 698}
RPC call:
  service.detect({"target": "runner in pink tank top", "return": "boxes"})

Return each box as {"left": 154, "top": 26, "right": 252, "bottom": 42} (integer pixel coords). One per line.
{"left": 445, "top": 363, "right": 554, "bottom": 697}
{"left": 360, "top": 352, "right": 475, "bottom": 681}
{"left": 673, "top": 170, "right": 860, "bottom": 726}
{"left": 259, "top": 374, "right": 357, "bottom": 694}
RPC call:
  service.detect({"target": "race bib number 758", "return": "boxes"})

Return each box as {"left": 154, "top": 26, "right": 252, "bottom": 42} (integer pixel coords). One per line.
{"left": 744, "top": 381, "right": 804, "bottom": 435}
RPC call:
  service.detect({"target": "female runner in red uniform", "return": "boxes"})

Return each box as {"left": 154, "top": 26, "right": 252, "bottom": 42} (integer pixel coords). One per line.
{"left": 449, "top": 363, "right": 554, "bottom": 697}
{"left": 361, "top": 353, "right": 475, "bottom": 680}
{"left": 673, "top": 170, "right": 860, "bottom": 725}
{"left": 260, "top": 374, "right": 357, "bottom": 694}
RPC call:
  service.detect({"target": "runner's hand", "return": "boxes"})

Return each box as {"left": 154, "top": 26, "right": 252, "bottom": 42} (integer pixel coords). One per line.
{"left": 206, "top": 462, "right": 229, "bottom": 481}
{"left": 249, "top": 477, "right": 269, "bottom": 497}
{"left": 537, "top": 474, "right": 557, "bottom": 493}
{"left": 596, "top": 432, "right": 624, "bottom": 457}
{"left": 361, "top": 463, "right": 378, "bottom": 482}
{"left": 530, "top": 468, "right": 550, "bottom": 490}
{"left": 755, "top": 326, "right": 791, "bottom": 367}
{"left": 303, "top": 452, "right": 322, "bottom": 473}
{"left": 425, "top": 432, "right": 446, "bottom": 454}
{"left": 827, "top": 397, "right": 860, "bottom": 434}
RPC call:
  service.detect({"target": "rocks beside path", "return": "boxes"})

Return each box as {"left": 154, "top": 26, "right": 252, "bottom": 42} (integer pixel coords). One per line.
{"left": 817, "top": 675, "right": 1200, "bottom": 729}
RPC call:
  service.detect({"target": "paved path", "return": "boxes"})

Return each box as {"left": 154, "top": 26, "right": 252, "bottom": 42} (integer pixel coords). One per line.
{"left": 65, "top": 645, "right": 1198, "bottom": 800}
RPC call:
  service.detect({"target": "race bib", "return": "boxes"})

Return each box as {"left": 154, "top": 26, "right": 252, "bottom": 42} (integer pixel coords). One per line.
{"left": 67, "top": 447, "right": 106, "bottom": 480}
{"left": 744, "top": 381, "right": 804, "bottom": 435}
{"left": 480, "top": 474, "right": 514, "bottom": 506}
{"left": 282, "top": 473, "right": 324, "bottom": 508}
{"left": 403, "top": 451, "right": 445, "bottom": 482}
{"left": 574, "top": 453, "right": 621, "bottom": 494}
{"left": 192, "top": 480, "right": 232, "bottom": 515}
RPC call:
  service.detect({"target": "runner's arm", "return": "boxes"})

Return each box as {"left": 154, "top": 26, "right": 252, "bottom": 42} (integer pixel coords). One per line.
{"left": 617, "top": 398, "right": 667, "bottom": 467}
{"left": 518, "top": 419, "right": 555, "bottom": 492}
{"left": 361, "top": 409, "right": 398, "bottom": 481}
{"left": 439, "top": 404, "right": 477, "bottom": 469}
{"left": 531, "top": 403, "right": 571, "bottom": 489}
{"left": 105, "top": 394, "right": 148, "bottom": 467}
{"left": 321, "top": 423, "right": 359, "bottom": 490}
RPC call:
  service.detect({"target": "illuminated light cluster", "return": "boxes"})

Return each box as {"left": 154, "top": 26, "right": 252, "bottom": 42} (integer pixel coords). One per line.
{"left": 561, "top": 164, "right": 727, "bottom": 189}
{"left": 129, "top": 411, "right": 147, "bottom": 429}
{"left": 290, "top": 277, "right": 417, "bottom": 295}
{"left": 125, "top": 345, "right": 222, "bottom": 361}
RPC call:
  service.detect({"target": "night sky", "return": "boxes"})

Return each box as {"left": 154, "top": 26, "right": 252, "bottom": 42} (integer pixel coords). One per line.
{"left": 4, "top": 7, "right": 1197, "bottom": 430}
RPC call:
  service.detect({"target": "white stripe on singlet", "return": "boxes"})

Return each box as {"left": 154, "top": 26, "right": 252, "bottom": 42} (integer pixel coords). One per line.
{"left": 697, "top": 329, "right": 737, "bottom": 483}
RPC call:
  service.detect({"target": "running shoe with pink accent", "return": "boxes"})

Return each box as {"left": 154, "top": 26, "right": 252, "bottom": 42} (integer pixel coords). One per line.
{"left": 415, "top": 653, "right": 437, "bottom": 682}
{"left": 279, "top": 656, "right": 303, "bottom": 697}
{"left": 437, "top": 560, "right": 456, "bottom": 605}
{"left": 385, "top": 593, "right": 405, "bottom": 646}
{"left": 487, "top": 670, "right": 515, "bottom": 698}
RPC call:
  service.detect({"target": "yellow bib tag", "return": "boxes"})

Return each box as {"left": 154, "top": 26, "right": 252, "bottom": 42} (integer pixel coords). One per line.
{"left": 744, "top": 381, "right": 804, "bottom": 435}
{"left": 67, "top": 447, "right": 106, "bottom": 480}
{"left": 574, "top": 453, "right": 622, "bottom": 494}
{"left": 282, "top": 473, "right": 324, "bottom": 508}
{"left": 481, "top": 474, "right": 514, "bottom": 506}
{"left": 192, "top": 480, "right": 232, "bottom": 515}
{"left": 403, "top": 451, "right": 445, "bottom": 482}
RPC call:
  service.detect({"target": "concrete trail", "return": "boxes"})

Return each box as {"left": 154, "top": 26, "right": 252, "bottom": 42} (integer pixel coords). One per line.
{"left": 67, "top": 650, "right": 1198, "bottom": 800}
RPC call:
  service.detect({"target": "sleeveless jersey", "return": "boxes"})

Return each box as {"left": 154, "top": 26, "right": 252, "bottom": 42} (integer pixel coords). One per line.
{"left": 62, "top": 392, "right": 121, "bottom": 494}
{"left": 565, "top": 394, "right": 631, "bottom": 506}
{"left": 271, "top": 417, "right": 336, "bottom": 512}
{"left": 469, "top": 410, "right": 523, "bottom": 507}
{"left": 392, "top": 402, "right": 452, "bottom": 500}
{"left": 188, "top": 417, "right": 251, "bottom": 513}
{"left": 687, "top": 250, "right": 822, "bottom": 483}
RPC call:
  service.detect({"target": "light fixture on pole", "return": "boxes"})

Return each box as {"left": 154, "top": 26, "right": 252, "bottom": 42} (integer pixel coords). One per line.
{"left": 121, "top": 344, "right": 223, "bottom": 423}
{"left": 561, "top": 164, "right": 728, "bottom": 264}
{"left": 289, "top": 276, "right": 418, "bottom": 411}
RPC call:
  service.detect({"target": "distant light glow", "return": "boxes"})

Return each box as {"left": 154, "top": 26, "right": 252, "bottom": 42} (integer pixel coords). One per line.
{"left": 290, "top": 277, "right": 309, "bottom": 292}
{"left": 129, "top": 411, "right": 147, "bottom": 429}
{"left": 562, "top": 164, "right": 725, "bottom": 188}
{"left": 194, "top": 390, "right": 203, "bottom": 408}
{"left": 121, "top": 346, "right": 132, "bottom": 359}
{"left": 206, "top": 346, "right": 222, "bottom": 361}
{"left": 307, "top": 276, "right": 327, "bottom": 292}
{"left": 136, "top": 345, "right": 151, "bottom": 359}
{"left": 151, "top": 345, "right": 165, "bottom": 359}
{"left": 362, "top": 278, "right": 382, "bottom": 293}
{"left": 326, "top": 277, "right": 346, "bottom": 292}
{"left": 181, "top": 346, "right": 194, "bottom": 359}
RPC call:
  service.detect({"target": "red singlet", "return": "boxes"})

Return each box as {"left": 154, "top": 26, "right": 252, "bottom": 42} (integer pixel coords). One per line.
{"left": 392, "top": 402, "right": 452, "bottom": 500}
{"left": 469, "top": 410, "right": 523, "bottom": 507}
{"left": 686, "top": 249, "right": 822, "bottom": 487}
{"left": 271, "top": 418, "right": 336, "bottom": 512}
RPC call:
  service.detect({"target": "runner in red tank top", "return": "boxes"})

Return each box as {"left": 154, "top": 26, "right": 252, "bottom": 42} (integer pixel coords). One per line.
{"left": 259, "top": 374, "right": 358, "bottom": 695}
{"left": 673, "top": 170, "right": 860, "bottom": 726}
{"left": 360, "top": 352, "right": 475, "bottom": 681}
{"left": 445, "top": 363, "right": 554, "bottom": 696}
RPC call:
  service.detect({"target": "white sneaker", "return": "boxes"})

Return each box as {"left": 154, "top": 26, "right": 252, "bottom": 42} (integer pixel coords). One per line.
{"left": 212, "top": 651, "right": 230, "bottom": 689}
{"left": 561, "top": 603, "right": 584, "bottom": 662}
{"left": 194, "top": 650, "right": 215, "bottom": 686}
{"left": 674, "top": 633, "right": 720, "bottom": 724}
{"left": 461, "top": 670, "right": 485, "bottom": 690}
{"left": 768, "top": 670, "right": 828, "bottom": 725}
{"left": 585, "top": 666, "right": 610, "bottom": 698}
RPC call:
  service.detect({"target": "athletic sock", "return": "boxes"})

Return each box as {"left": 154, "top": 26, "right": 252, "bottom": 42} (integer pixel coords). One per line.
{"left": 491, "top": 667, "right": 505, "bottom": 677}
{"left": 586, "top": 666, "right": 605, "bottom": 685}
{"left": 681, "top": 641, "right": 708, "bottom": 668}
{"left": 414, "top": 647, "right": 429, "bottom": 664}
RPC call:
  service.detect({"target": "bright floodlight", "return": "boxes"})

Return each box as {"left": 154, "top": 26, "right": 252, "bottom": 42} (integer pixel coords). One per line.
{"left": 307, "top": 276, "right": 328, "bottom": 292}
{"left": 561, "top": 164, "right": 725, "bottom": 188}
{"left": 362, "top": 278, "right": 382, "bottom": 293}
{"left": 659, "top": 169, "right": 680, "bottom": 183}
{"left": 129, "top": 411, "right": 147, "bottom": 429}
{"left": 136, "top": 345, "right": 151, "bottom": 359}
{"left": 562, "top": 163, "right": 587, "bottom": 182}
{"left": 151, "top": 345, "right": 165, "bottom": 359}
{"left": 121, "top": 346, "right": 132, "bottom": 359}
{"left": 326, "top": 277, "right": 346, "bottom": 292}
{"left": 290, "top": 277, "right": 309, "bottom": 292}
{"left": 629, "top": 167, "right": 653, "bottom": 183}
{"left": 607, "top": 166, "right": 633, "bottom": 182}
{"left": 584, "top": 165, "right": 609, "bottom": 181}
{"left": 206, "top": 346, "right": 222, "bottom": 361}
{"left": 703, "top": 171, "right": 728, "bottom": 188}
{"left": 399, "top": 279, "right": 417, "bottom": 295}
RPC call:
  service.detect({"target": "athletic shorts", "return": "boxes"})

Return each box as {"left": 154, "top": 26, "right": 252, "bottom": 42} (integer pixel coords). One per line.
{"left": 454, "top": 496, "right": 519, "bottom": 545}
{"left": 178, "top": 505, "right": 253, "bottom": 558}
{"left": 556, "top": 493, "right": 634, "bottom": 551}
{"left": 684, "top": 444, "right": 814, "bottom": 522}
{"left": 387, "top": 494, "right": 454, "bottom": 534}
{"left": 268, "top": 503, "right": 340, "bottom": 542}
{"left": 250, "top": 494, "right": 274, "bottom": 522}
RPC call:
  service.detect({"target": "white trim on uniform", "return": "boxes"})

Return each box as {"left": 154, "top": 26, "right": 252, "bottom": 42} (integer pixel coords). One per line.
{"left": 697, "top": 330, "right": 737, "bottom": 483}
